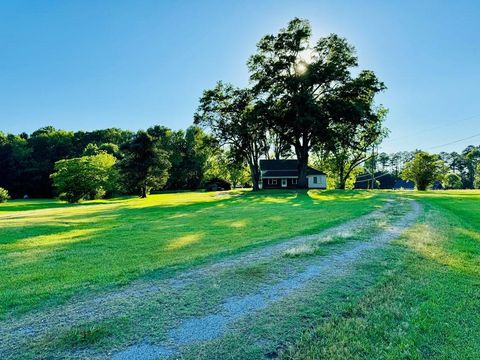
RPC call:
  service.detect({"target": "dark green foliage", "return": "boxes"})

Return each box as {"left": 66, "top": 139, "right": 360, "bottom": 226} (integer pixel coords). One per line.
{"left": 475, "top": 163, "right": 480, "bottom": 188}
{"left": 119, "top": 131, "right": 171, "bottom": 198}
{"left": 194, "top": 82, "right": 268, "bottom": 190}
{"left": 147, "top": 125, "right": 214, "bottom": 190}
{"left": 0, "top": 128, "right": 132, "bottom": 198}
{"left": 72, "top": 128, "right": 133, "bottom": 154}
{"left": 204, "top": 178, "right": 231, "bottom": 191}
{"left": 443, "top": 173, "right": 463, "bottom": 189}
{"left": 82, "top": 143, "right": 101, "bottom": 156}
{"left": 248, "top": 18, "right": 386, "bottom": 188}
{"left": 0, "top": 126, "right": 215, "bottom": 198}
{"left": 98, "top": 143, "right": 120, "bottom": 157}
{"left": 438, "top": 147, "right": 480, "bottom": 189}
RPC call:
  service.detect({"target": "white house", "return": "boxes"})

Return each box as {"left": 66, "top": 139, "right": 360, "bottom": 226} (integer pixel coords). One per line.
{"left": 259, "top": 159, "right": 327, "bottom": 189}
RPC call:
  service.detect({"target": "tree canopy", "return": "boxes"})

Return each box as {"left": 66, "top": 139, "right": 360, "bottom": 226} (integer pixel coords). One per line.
{"left": 119, "top": 131, "right": 171, "bottom": 198}
{"left": 51, "top": 153, "right": 117, "bottom": 203}
{"left": 0, "top": 125, "right": 217, "bottom": 199}
{"left": 194, "top": 82, "right": 268, "bottom": 190}
{"left": 401, "top": 151, "right": 448, "bottom": 191}
{"left": 247, "top": 18, "right": 386, "bottom": 187}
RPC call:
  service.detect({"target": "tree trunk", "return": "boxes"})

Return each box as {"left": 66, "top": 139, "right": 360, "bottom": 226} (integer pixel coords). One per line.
{"left": 296, "top": 145, "right": 309, "bottom": 189}
{"left": 140, "top": 186, "right": 147, "bottom": 198}
{"left": 249, "top": 163, "right": 261, "bottom": 191}
{"left": 337, "top": 162, "right": 346, "bottom": 190}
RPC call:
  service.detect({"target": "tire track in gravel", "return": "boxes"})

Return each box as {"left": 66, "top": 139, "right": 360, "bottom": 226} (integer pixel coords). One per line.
{"left": 0, "top": 198, "right": 401, "bottom": 358}
{"left": 111, "top": 199, "right": 421, "bottom": 359}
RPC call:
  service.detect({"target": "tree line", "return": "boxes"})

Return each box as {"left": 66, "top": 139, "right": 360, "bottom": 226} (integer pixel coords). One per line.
{"left": 0, "top": 125, "right": 246, "bottom": 201}
{"left": 353, "top": 146, "right": 480, "bottom": 190}
{"left": 1, "top": 18, "right": 477, "bottom": 201}
{"left": 0, "top": 18, "right": 388, "bottom": 201}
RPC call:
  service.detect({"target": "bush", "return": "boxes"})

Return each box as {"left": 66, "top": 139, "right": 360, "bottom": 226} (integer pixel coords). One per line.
{"left": 0, "top": 187, "right": 10, "bottom": 203}
{"left": 401, "top": 151, "right": 448, "bottom": 191}
{"left": 443, "top": 173, "right": 463, "bottom": 189}
{"left": 51, "top": 153, "right": 118, "bottom": 203}
{"left": 204, "top": 178, "right": 232, "bottom": 191}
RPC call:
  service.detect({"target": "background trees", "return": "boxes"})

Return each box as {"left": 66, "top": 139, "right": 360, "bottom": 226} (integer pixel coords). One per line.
{"left": 149, "top": 125, "right": 214, "bottom": 191}
{"left": 204, "top": 149, "right": 250, "bottom": 188}
{"left": 119, "top": 131, "right": 171, "bottom": 198}
{"left": 0, "top": 125, "right": 217, "bottom": 199}
{"left": 443, "top": 173, "right": 463, "bottom": 190}
{"left": 401, "top": 151, "right": 448, "bottom": 190}
{"left": 0, "top": 127, "right": 131, "bottom": 198}
{"left": 194, "top": 82, "right": 268, "bottom": 190}
{"left": 314, "top": 108, "right": 388, "bottom": 189}
{"left": 475, "top": 163, "right": 480, "bottom": 188}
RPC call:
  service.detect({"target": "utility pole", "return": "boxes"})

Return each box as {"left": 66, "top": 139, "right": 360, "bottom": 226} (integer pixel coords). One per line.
{"left": 370, "top": 145, "right": 376, "bottom": 189}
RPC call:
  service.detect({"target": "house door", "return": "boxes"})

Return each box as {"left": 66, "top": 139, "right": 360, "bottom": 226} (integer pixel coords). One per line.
{"left": 281, "top": 179, "right": 287, "bottom": 187}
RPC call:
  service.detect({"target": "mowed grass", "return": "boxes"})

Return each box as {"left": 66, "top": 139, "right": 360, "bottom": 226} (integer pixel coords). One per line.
{"left": 286, "top": 190, "right": 480, "bottom": 359}
{"left": 0, "top": 189, "right": 386, "bottom": 318}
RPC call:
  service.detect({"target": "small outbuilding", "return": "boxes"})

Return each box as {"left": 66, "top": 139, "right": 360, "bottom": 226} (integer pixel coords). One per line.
{"left": 259, "top": 159, "right": 327, "bottom": 189}
{"left": 393, "top": 179, "right": 415, "bottom": 190}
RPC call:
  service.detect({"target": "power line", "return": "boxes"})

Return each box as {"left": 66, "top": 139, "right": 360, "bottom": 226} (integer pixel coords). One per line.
{"left": 386, "top": 113, "right": 480, "bottom": 144}
{"left": 355, "top": 171, "right": 391, "bottom": 183}
{"left": 426, "top": 132, "right": 480, "bottom": 151}
{"left": 381, "top": 129, "right": 480, "bottom": 153}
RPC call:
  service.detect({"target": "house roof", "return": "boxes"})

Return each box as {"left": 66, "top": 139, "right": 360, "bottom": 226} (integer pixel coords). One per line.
{"left": 260, "top": 159, "right": 326, "bottom": 177}
{"left": 393, "top": 180, "right": 415, "bottom": 189}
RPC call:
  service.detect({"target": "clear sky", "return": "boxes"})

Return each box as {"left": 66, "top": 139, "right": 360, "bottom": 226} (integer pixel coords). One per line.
{"left": 0, "top": 0, "right": 479, "bottom": 153}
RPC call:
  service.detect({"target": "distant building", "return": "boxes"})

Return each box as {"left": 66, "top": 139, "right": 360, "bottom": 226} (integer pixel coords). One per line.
{"left": 393, "top": 179, "right": 415, "bottom": 190}
{"left": 432, "top": 180, "right": 443, "bottom": 190}
{"left": 355, "top": 172, "right": 397, "bottom": 189}
{"left": 259, "top": 159, "right": 327, "bottom": 189}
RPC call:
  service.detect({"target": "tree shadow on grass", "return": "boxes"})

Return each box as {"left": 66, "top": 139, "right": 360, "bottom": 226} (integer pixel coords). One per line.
{"left": 0, "top": 190, "right": 386, "bottom": 317}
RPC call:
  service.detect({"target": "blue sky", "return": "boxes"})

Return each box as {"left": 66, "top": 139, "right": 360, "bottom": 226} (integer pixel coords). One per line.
{"left": 0, "top": 0, "right": 479, "bottom": 153}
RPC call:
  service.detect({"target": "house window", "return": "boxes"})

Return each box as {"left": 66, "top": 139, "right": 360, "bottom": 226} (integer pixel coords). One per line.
{"left": 268, "top": 179, "right": 277, "bottom": 185}
{"left": 313, "top": 176, "right": 318, "bottom": 184}
{"left": 292, "top": 178, "right": 298, "bottom": 184}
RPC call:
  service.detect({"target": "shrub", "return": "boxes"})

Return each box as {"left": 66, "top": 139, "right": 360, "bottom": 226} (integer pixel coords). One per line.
{"left": 204, "top": 178, "right": 231, "bottom": 191}
{"left": 443, "top": 173, "right": 463, "bottom": 190}
{"left": 401, "top": 151, "right": 448, "bottom": 191}
{"left": 51, "top": 153, "right": 118, "bottom": 203}
{"left": 0, "top": 187, "right": 9, "bottom": 203}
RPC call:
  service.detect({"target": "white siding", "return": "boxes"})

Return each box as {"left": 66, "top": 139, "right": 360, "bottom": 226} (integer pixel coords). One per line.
{"left": 307, "top": 175, "right": 327, "bottom": 189}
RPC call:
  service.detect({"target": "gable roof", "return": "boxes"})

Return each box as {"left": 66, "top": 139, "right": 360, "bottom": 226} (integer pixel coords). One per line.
{"left": 260, "top": 159, "right": 298, "bottom": 171}
{"left": 260, "top": 159, "right": 326, "bottom": 177}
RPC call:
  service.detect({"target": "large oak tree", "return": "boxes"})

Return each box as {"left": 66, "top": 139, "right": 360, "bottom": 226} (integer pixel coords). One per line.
{"left": 248, "top": 18, "right": 386, "bottom": 188}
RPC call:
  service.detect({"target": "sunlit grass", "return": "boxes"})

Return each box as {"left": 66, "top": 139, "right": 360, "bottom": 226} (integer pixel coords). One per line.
{"left": 0, "top": 189, "right": 387, "bottom": 317}
{"left": 286, "top": 190, "right": 480, "bottom": 359}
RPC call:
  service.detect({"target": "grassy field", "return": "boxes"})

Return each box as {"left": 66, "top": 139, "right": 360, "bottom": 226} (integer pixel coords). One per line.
{"left": 1, "top": 189, "right": 479, "bottom": 359}
{"left": 286, "top": 190, "right": 480, "bottom": 359}
{"left": 0, "top": 189, "right": 385, "bottom": 318}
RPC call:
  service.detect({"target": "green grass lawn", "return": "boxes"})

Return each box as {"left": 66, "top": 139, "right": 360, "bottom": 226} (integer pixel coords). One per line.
{"left": 285, "top": 190, "right": 480, "bottom": 359}
{"left": 0, "top": 189, "right": 386, "bottom": 318}
{"left": 2, "top": 189, "right": 479, "bottom": 359}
